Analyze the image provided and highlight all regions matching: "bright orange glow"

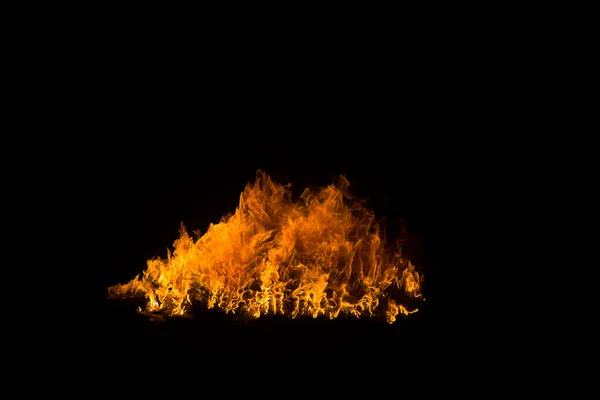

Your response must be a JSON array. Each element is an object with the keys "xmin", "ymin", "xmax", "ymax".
[{"xmin": 108, "ymin": 170, "xmax": 424, "ymax": 323}]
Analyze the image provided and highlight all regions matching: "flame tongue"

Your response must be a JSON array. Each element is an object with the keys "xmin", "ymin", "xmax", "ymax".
[{"xmin": 108, "ymin": 171, "xmax": 423, "ymax": 323}]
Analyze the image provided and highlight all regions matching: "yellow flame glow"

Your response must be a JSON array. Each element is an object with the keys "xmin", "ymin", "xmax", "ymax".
[{"xmin": 108, "ymin": 170, "xmax": 424, "ymax": 323}]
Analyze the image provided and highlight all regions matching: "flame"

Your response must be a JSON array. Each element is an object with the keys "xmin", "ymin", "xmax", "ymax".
[{"xmin": 108, "ymin": 170, "xmax": 424, "ymax": 323}]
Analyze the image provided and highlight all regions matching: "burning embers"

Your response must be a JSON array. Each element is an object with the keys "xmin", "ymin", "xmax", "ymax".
[{"xmin": 108, "ymin": 171, "xmax": 424, "ymax": 323}]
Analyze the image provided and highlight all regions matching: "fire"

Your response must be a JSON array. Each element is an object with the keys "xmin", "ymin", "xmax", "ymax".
[{"xmin": 108, "ymin": 170, "xmax": 424, "ymax": 323}]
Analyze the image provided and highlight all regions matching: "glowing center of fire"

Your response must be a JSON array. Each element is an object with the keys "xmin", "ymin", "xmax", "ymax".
[{"xmin": 108, "ymin": 171, "xmax": 423, "ymax": 323}]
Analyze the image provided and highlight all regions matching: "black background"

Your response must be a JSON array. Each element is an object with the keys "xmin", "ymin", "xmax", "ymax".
[{"xmin": 6, "ymin": 7, "xmax": 527, "ymax": 387}]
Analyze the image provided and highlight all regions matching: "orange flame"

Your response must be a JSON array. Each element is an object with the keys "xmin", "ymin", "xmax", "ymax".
[{"xmin": 108, "ymin": 170, "xmax": 424, "ymax": 323}]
